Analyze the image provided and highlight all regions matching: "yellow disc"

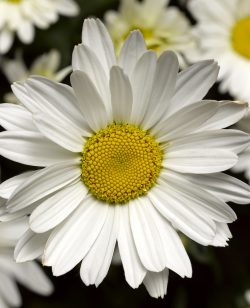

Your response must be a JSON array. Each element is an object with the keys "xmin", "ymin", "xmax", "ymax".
[
  {"xmin": 81, "ymin": 123, "xmax": 163, "ymax": 204},
  {"xmin": 232, "ymin": 17, "xmax": 250, "ymax": 59}
]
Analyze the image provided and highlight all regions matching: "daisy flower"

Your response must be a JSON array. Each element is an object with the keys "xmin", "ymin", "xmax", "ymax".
[
  {"xmin": 0, "ymin": 0, "xmax": 79, "ymax": 54},
  {"xmin": 188, "ymin": 0, "xmax": 250, "ymax": 102},
  {"xmin": 104, "ymin": 0, "xmax": 194, "ymax": 66},
  {"xmin": 0, "ymin": 217, "xmax": 53, "ymax": 308},
  {"xmin": 0, "ymin": 19, "xmax": 250, "ymax": 299},
  {"xmin": 2, "ymin": 49, "xmax": 71, "ymax": 104}
]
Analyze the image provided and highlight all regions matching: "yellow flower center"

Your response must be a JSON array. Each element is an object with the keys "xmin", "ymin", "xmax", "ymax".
[
  {"xmin": 232, "ymin": 17, "xmax": 250, "ymax": 59},
  {"xmin": 81, "ymin": 123, "xmax": 163, "ymax": 204}
]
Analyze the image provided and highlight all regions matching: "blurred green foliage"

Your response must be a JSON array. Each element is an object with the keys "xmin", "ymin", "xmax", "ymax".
[{"xmin": 0, "ymin": 0, "xmax": 250, "ymax": 307}]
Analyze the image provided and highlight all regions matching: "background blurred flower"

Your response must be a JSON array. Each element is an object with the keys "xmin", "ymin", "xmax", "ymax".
[
  {"xmin": 0, "ymin": 18, "xmax": 249, "ymax": 300},
  {"xmin": 0, "ymin": 0, "xmax": 79, "ymax": 54},
  {"xmin": 0, "ymin": 217, "xmax": 53, "ymax": 308},
  {"xmin": 104, "ymin": 0, "xmax": 194, "ymax": 66},
  {"xmin": 188, "ymin": 0, "xmax": 250, "ymax": 103},
  {"xmin": 1, "ymin": 49, "xmax": 71, "ymax": 104}
]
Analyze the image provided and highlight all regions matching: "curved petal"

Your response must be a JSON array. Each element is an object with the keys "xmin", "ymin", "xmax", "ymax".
[
  {"xmin": 0, "ymin": 171, "xmax": 36, "ymax": 199},
  {"xmin": 7, "ymin": 161, "xmax": 81, "ymax": 212},
  {"xmin": 33, "ymin": 112, "xmax": 85, "ymax": 152},
  {"xmin": 0, "ymin": 104, "xmax": 37, "ymax": 131},
  {"xmin": 163, "ymin": 149, "xmax": 238, "ymax": 174},
  {"xmin": 119, "ymin": 30, "xmax": 147, "ymax": 78},
  {"xmin": 110, "ymin": 66, "xmax": 133, "ymax": 123},
  {"xmin": 30, "ymin": 181, "xmax": 88, "ymax": 233},
  {"xmin": 149, "ymin": 186, "xmax": 216, "ymax": 245},
  {"xmin": 14, "ymin": 229, "xmax": 49, "ymax": 262},
  {"xmin": 130, "ymin": 51, "xmax": 157, "ymax": 124},
  {"xmin": 44, "ymin": 196, "xmax": 109, "ymax": 276},
  {"xmin": 82, "ymin": 18, "xmax": 116, "ymax": 75},
  {"xmin": 142, "ymin": 51, "xmax": 179, "ymax": 130},
  {"xmin": 129, "ymin": 198, "xmax": 166, "ymax": 272},
  {"xmin": 167, "ymin": 60, "xmax": 219, "ymax": 116},
  {"xmin": 143, "ymin": 269, "xmax": 169, "ymax": 299},
  {"xmin": 71, "ymin": 70, "xmax": 109, "ymax": 132},
  {"xmin": 80, "ymin": 206, "xmax": 118, "ymax": 286},
  {"xmin": 117, "ymin": 205, "xmax": 146, "ymax": 288},
  {"xmin": 72, "ymin": 44, "xmax": 111, "ymax": 111},
  {"xmin": 0, "ymin": 131, "xmax": 77, "ymax": 167}
]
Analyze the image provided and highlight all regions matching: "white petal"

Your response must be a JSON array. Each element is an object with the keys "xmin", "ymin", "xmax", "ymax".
[
  {"xmin": 149, "ymin": 186, "xmax": 216, "ymax": 245},
  {"xmin": 119, "ymin": 30, "xmax": 147, "ymax": 78},
  {"xmin": 168, "ymin": 60, "xmax": 219, "ymax": 116},
  {"xmin": 142, "ymin": 51, "xmax": 179, "ymax": 130},
  {"xmin": 143, "ymin": 201, "xmax": 192, "ymax": 277},
  {"xmin": 197, "ymin": 101, "xmax": 249, "ymax": 131},
  {"xmin": 72, "ymin": 44, "xmax": 111, "ymax": 112},
  {"xmin": 110, "ymin": 66, "xmax": 133, "ymax": 123},
  {"xmin": 212, "ymin": 222, "xmax": 232, "ymax": 247},
  {"xmin": 130, "ymin": 51, "xmax": 157, "ymax": 124},
  {"xmin": 33, "ymin": 112, "xmax": 84, "ymax": 152},
  {"xmin": 0, "ymin": 29, "xmax": 14, "ymax": 54},
  {"xmin": 56, "ymin": 0, "xmax": 79, "ymax": 16},
  {"xmin": 117, "ymin": 205, "xmax": 146, "ymax": 288},
  {"xmin": 0, "ymin": 171, "xmax": 36, "ymax": 199},
  {"xmin": 80, "ymin": 206, "xmax": 118, "ymax": 286},
  {"xmin": 152, "ymin": 100, "xmax": 218, "ymax": 141},
  {"xmin": 71, "ymin": 70, "xmax": 109, "ymax": 132},
  {"xmin": 15, "ymin": 229, "xmax": 49, "ymax": 262},
  {"xmin": 166, "ymin": 129, "xmax": 250, "ymax": 155},
  {"xmin": 44, "ymin": 196, "xmax": 108, "ymax": 276},
  {"xmin": 17, "ymin": 21, "xmax": 34, "ymax": 43},
  {"xmin": 160, "ymin": 171, "xmax": 236, "ymax": 223},
  {"xmin": 30, "ymin": 181, "xmax": 88, "ymax": 233},
  {"xmin": 23, "ymin": 77, "xmax": 90, "ymax": 136},
  {"xmin": 12, "ymin": 261, "xmax": 53, "ymax": 295},
  {"xmin": 163, "ymin": 149, "xmax": 238, "ymax": 174},
  {"xmin": 182, "ymin": 172, "xmax": 250, "ymax": 204},
  {"xmin": 7, "ymin": 161, "xmax": 81, "ymax": 212},
  {"xmin": 129, "ymin": 198, "xmax": 166, "ymax": 272},
  {"xmin": 0, "ymin": 104, "xmax": 37, "ymax": 131},
  {"xmin": 143, "ymin": 269, "xmax": 169, "ymax": 299},
  {"xmin": 82, "ymin": 18, "xmax": 116, "ymax": 74},
  {"xmin": 0, "ymin": 131, "xmax": 77, "ymax": 167},
  {"xmin": 0, "ymin": 272, "xmax": 21, "ymax": 307}
]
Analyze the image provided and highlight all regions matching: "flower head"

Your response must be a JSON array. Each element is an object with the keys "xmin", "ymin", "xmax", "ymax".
[
  {"xmin": 0, "ymin": 0, "xmax": 79, "ymax": 54},
  {"xmin": 104, "ymin": 0, "xmax": 194, "ymax": 66},
  {"xmin": 0, "ymin": 19, "xmax": 250, "ymax": 298},
  {"xmin": 188, "ymin": 0, "xmax": 250, "ymax": 102}
]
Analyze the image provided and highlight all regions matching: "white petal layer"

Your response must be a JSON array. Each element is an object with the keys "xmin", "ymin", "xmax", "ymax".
[
  {"xmin": 30, "ymin": 181, "xmax": 88, "ymax": 233},
  {"xmin": 15, "ymin": 229, "xmax": 49, "ymax": 262},
  {"xmin": 80, "ymin": 205, "xmax": 118, "ymax": 286},
  {"xmin": 0, "ymin": 131, "xmax": 76, "ymax": 167},
  {"xmin": 182, "ymin": 173, "xmax": 250, "ymax": 204},
  {"xmin": 0, "ymin": 171, "xmax": 36, "ymax": 199},
  {"xmin": 7, "ymin": 161, "xmax": 81, "ymax": 212},
  {"xmin": 149, "ymin": 186, "xmax": 216, "ymax": 245},
  {"xmin": 44, "ymin": 196, "xmax": 109, "ymax": 276}
]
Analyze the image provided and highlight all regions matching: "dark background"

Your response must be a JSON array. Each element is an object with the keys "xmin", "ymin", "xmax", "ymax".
[{"xmin": 0, "ymin": 0, "xmax": 250, "ymax": 307}]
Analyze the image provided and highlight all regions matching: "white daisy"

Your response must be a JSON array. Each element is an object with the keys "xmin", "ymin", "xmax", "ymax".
[
  {"xmin": 0, "ymin": 217, "xmax": 53, "ymax": 308},
  {"xmin": 2, "ymin": 49, "xmax": 72, "ymax": 104},
  {"xmin": 0, "ymin": 19, "xmax": 250, "ymax": 299},
  {"xmin": 104, "ymin": 0, "xmax": 194, "ymax": 66},
  {"xmin": 0, "ymin": 0, "xmax": 79, "ymax": 54},
  {"xmin": 188, "ymin": 0, "xmax": 250, "ymax": 102}
]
